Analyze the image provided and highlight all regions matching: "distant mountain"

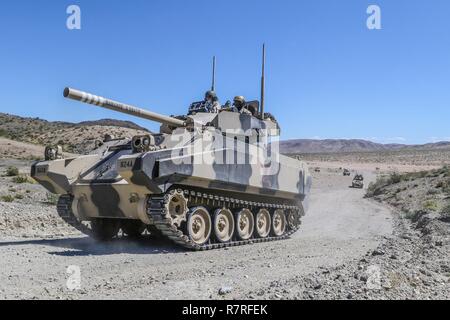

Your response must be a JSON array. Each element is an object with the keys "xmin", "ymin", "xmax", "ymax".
[
  {"xmin": 279, "ymin": 139, "xmax": 450, "ymax": 154},
  {"xmin": 0, "ymin": 113, "xmax": 150, "ymax": 154},
  {"xmin": 2, "ymin": 112, "xmax": 449, "ymax": 157}
]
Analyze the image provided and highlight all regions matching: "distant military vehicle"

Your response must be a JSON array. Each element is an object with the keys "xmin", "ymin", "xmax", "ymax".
[
  {"xmin": 30, "ymin": 47, "xmax": 312, "ymax": 250},
  {"xmin": 314, "ymin": 167, "xmax": 321, "ymax": 173},
  {"xmin": 352, "ymin": 174, "xmax": 364, "ymax": 189},
  {"xmin": 343, "ymin": 169, "xmax": 351, "ymax": 176}
]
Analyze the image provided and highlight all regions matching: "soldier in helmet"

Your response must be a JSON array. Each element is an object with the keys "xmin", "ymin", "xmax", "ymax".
[
  {"xmin": 233, "ymin": 96, "xmax": 252, "ymax": 115},
  {"xmin": 204, "ymin": 90, "xmax": 221, "ymax": 113}
]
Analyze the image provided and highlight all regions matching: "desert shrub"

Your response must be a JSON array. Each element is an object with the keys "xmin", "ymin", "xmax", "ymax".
[
  {"xmin": 366, "ymin": 176, "xmax": 390, "ymax": 197},
  {"xmin": 403, "ymin": 210, "xmax": 417, "ymax": 220},
  {"xmin": 14, "ymin": 194, "xmax": 23, "ymax": 200},
  {"xmin": 1, "ymin": 195, "xmax": 14, "ymax": 202},
  {"xmin": 438, "ymin": 179, "xmax": 450, "ymax": 195},
  {"xmin": 438, "ymin": 166, "xmax": 450, "ymax": 177},
  {"xmin": 0, "ymin": 128, "xmax": 9, "ymax": 137},
  {"xmin": 436, "ymin": 180, "xmax": 446, "ymax": 188},
  {"xmin": 418, "ymin": 171, "xmax": 429, "ymax": 178},
  {"xmin": 12, "ymin": 175, "xmax": 28, "ymax": 183},
  {"xmin": 44, "ymin": 192, "xmax": 59, "ymax": 205},
  {"xmin": 389, "ymin": 172, "xmax": 403, "ymax": 184},
  {"xmin": 5, "ymin": 166, "xmax": 19, "ymax": 177},
  {"xmin": 12, "ymin": 175, "xmax": 35, "ymax": 184},
  {"xmin": 66, "ymin": 144, "xmax": 77, "ymax": 153},
  {"xmin": 423, "ymin": 200, "xmax": 438, "ymax": 211}
]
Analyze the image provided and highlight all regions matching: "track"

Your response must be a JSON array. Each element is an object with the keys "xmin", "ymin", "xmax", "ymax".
[
  {"xmin": 57, "ymin": 188, "xmax": 304, "ymax": 250},
  {"xmin": 147, "ymin": 188, "xmax": 303, "ymax": 250}
]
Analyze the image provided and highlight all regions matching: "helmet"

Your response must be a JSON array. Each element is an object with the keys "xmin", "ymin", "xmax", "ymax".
[
  {"xmin": 205, "ymin": 90, "xmax": 217, "ymax": 101},
  {"xmin": 233, "ymin": 96, "xmax": 245, "ymax": 104}
]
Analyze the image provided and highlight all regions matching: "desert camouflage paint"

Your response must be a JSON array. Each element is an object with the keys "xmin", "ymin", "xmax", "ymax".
[{"xmin": 31, "ymin": 88, "xmax": 311, "ymax": 226}]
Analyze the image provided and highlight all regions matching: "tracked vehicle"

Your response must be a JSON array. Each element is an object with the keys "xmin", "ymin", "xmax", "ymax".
[
  {"xmin": 31, "ymin": 49, "xmax": 312, "ymax": 250},
  {"xmin": 352, "ymin": 174, "xmax": 364, "ymax": 189}
]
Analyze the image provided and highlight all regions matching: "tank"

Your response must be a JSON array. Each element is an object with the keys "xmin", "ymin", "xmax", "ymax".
[
  {"xmin": 352, "ymin": 174, "xmax": 364, "ymax": 189},
  {"xmin": 30, "ymin": 87, "xmax": 312, "ymax": 250},
  {"xmin": 32, "ymin": 46, "xmax": 312, "ymax": 250}
]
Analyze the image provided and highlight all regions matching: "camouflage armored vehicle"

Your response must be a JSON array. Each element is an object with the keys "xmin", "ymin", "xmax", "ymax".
[
  {"xmin": 352, "ymin": 174, "xmax": 364, "ymax": 189},
  {"xmin": 343, "ymin": 168, "xmax": 351, "ymax": 176},
  {"xmin": 31, "ymin": 51, "xmax": 312, "ymax": 250}
]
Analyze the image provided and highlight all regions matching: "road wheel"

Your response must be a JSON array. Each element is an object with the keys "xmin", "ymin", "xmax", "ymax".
[
  {"xmin": 213, "ymin": 208, "xmax": 234, "ymax": 243},
  {"xmin": 235, "ymin": 209, "xmax": 254, "ymax": 240},
  {"xmin": 287, "ymin": 210, "xmax": 301, "ymax": 230},
  {"xmin": 121, "ymin": 220, "xmax": 145, "ymax": 238},
  {"xmin": 272, "ymin": 209, "xmax": 286, "ymax": 236},
  {"xmin": 255, "ymin": 209, "xmax": 271, "ymax": 238},
  {"xmin": 90, "ymin": 218, "xmax": 120, "ymax": 241},
  {"xmin": 187, "ymin": 207, "xmax": 212, "ymax": 246}
]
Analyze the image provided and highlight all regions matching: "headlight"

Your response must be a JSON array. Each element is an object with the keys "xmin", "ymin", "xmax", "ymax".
[{"xmin": 131, "ymin": 135, "xmax": 153, "ymax": 153}]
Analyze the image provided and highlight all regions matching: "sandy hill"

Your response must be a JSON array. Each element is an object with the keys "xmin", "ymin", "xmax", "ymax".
[{"xmin": 0, "ymin": 113, "xmax": 149, "ymax": 156}]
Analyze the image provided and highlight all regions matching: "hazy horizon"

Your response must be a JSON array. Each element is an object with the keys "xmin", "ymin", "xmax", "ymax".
[{"xmin": 2, "ymin": 110, "xmax": 449, "ymax": 146}]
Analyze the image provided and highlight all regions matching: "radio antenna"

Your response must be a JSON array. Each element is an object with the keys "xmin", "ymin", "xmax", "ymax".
[
  {"xmin": 260, "ymin": 44, "xmax": 266, "ymax": 118},
  {"xmin": 211, "ymin": 56, "xmax": 216, "ymax": 91}
]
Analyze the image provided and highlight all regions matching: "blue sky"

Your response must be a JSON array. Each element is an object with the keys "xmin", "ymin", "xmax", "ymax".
[{"xmin": 0, "ymin": 0, "xmax": 449, "ymax": 144}]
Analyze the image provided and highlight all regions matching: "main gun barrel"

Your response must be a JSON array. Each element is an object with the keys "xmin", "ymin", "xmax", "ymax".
[{"xmin": 63, "ymin": 87, "xmax": 185, "ymax": 128}]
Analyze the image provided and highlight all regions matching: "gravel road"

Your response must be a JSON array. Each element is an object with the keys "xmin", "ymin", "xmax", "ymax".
[{"xmin": 0, "ymin": 168, "xmax": 393, "ymax": 300}]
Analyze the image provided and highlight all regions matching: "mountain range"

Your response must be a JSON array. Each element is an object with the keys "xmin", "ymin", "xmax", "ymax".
[
  {"xmin": 279, "ymin": 139, "xmax": 450, "ymax": 154},
  {"xmin": 1, "ymin": 112, "xmax": 449, "ymax": 156}
]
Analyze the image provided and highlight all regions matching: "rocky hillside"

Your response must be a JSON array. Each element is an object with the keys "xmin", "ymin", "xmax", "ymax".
[
  {"xmin": 354, "ymin": 167, "xmax": 449, "ymax": 299},
  {"xmin": 366, "ymin": 167, "xmax": 450, "ymax": 252},
  {"xmin": 0, "ymin": 113, "xmax": 149, "ymax": 155},
  {"xmin": 366, "ymin": 167, "xmax": 450, "ymax": 221},
  {"xmin": 280, "ymin": 139, "xmax": 450, "ymax": 154}
]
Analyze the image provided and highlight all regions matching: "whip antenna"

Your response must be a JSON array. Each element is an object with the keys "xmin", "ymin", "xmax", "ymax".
[
  {"xmin": 211, "ymin": 56, "xmax": 216, "ymax": 91},
  {"xmin": 260, "ymin": 44, "xmax": 266, "ymax": 118}
]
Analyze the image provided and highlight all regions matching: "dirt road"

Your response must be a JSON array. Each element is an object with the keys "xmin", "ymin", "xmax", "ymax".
[{"xmin": 0, "ymin": 169, "xmax": 393, "ymax": 299}]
